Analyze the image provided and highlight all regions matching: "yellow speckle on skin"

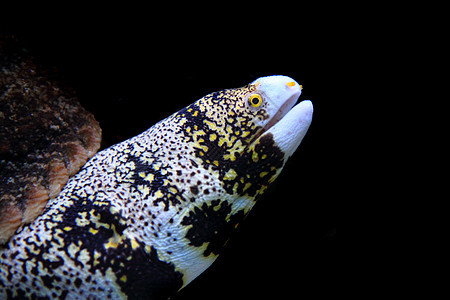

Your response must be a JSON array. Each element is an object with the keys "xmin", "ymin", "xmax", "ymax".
[
  {"xmin": 154, "ymin": 190, "xmax": 164, "ymax": 198},
  {"xmin": 223, "ymin": 153, "xmax": 235, "ymax": 161},
  {"xmin": 153, "ymin": 162, "xmax": 162, "ymax": 171},
  {"xmin": 218, "ymin": 135, "xmax": 237, "ymax": 148},
  {"xmin": 142, "ymin": 173, "xmax": 154, "ymax": 182},
  {"xmin": 204, "ymin": 119, "xmax": 217, "ymax": 131},
  {"xmin": 138, "ymin": 185, "xmax": 150, "ymax": 197},
  {"xmin": 89, "ymin": 228, "xmax": 99, "ymax": 234},
  {"xmin": 252, "ymin": 151, "xmax": 259, "ymax": 162},
  {"xmin": 226, "ymin": 125, "xmax": 233, "ymax": 134},
  {"xmin": 63, "ymin": 226, "xmax": 72, "ymax": 231},
  {"xmin": 193, "ymin": 140, "xmax": 208, "ymax": 152},
  {"xmin": 93, "ymin": 250, "xmax": 101, "ymax": 266},
  {"xmin": 120, "ymin": 275, "xmax": 127, "ymax": 282},
  {"xmin": 104, "ymin": 237, "xmax": 119, "ymax": 249},
  {"xmin": 260, "ymin": 185, "xmax": 268, "ymax": 194},
  {"xmin": 89, "ymin": 209, "xmax": 99, "ymax": 220},
  {"xmin": 93, "ymin": 200, "xmax": 108, "ymax": 207},
  {"xmin": 260, "ymin": 171, "xmax": 269, "ymax": 178},
  {"xmin": 233, "ymin": 182, "xmax": 239, "ymax": 193},
  {"xmin": 223, "ymin": 169, "xmax": 237, "ymax": 180},
  {"xmin": 130, "ymin": 238, "xmax": 140, "ymax": 250},
  {"xmin": 52, "ymin": 214, "xmax": 63, "ymax": 222},
  {"xmin": 192, "ymin": 129, "xmax": 206, "ymax": 138},
  {"xmin": 75, "ymin": 212, "xmax": 90, "ymax": 227}
]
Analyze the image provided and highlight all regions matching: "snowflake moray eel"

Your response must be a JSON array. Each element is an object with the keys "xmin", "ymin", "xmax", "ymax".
[{"xmin": 0, "ymin": 75, "xmax": 313, "ymax": 299}]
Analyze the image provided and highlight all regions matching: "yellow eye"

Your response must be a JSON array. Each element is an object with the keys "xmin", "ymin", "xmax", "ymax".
[{"xmin": 248, "ymin": 94, "xmax": 263, "ymax": 107}]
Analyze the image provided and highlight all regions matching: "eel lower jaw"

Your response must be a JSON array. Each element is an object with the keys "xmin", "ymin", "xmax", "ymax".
[
  {"xmin": 260, "ymin": 100, "xmax": 313, "ymax": 160},
  {"xmin": 262, "ymin": 92, "xmax": 300, "ymax": 133}
]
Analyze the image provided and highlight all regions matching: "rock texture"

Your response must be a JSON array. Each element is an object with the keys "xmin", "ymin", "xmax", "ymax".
[{"xmin": 0, "ymin": 35, "xmax": 101, "ymax": 244}]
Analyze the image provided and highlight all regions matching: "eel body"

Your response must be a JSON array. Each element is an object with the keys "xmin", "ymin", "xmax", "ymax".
[{"xmin": 0, "ymin": 75, "xmax": 313, "ymax": 299}]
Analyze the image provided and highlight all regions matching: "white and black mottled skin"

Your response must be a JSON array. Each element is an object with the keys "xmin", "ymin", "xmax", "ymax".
[{"xmin": 0, "ymin": 75, "xmax": 313, "ymax": 299}]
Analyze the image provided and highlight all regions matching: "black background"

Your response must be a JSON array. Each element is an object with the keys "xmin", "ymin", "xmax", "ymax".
[{"xmin": 6, "ymin": 28, "xmax": 338, "ymax": 299}]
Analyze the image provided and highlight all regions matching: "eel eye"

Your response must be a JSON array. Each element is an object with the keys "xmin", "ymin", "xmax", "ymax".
[{"xmin": 248, "ymin": 94, "xmax": 263, "ymax": 108}]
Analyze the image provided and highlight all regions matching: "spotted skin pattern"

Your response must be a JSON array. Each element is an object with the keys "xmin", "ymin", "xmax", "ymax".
[{"xmin": 0, "ymin": 76, "xmax": 311, "ymax": 299}]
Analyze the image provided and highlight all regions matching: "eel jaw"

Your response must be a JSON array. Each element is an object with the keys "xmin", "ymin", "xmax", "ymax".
[
  {"xmin": 263, "ymin": 99, "xmax": 313, "ymax": 160},
  {"xmin": 262, "ymin": 91, "xmax": 301, "ymax": 133},
  {"xmin": 252, "ymin": 75, "xmax": 313, "ymax": 160}
]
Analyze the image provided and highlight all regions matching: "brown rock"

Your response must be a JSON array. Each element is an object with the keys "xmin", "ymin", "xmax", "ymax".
[{"xmin": 0, "ymin": 35, "xmax": 102, "ymax": 244}]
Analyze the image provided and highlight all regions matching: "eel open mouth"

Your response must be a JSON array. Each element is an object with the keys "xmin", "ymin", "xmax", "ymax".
[
  {"xmin": 250, "ymin": 75, "xmax": 313, "ymax": 160},
  {"xmin": 262, "ymin": 92, "xmax": 301, "ymax": 133},
  {"xmin": 262, "ymin": 99, "xmax": 313, "ymax": 160}
]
